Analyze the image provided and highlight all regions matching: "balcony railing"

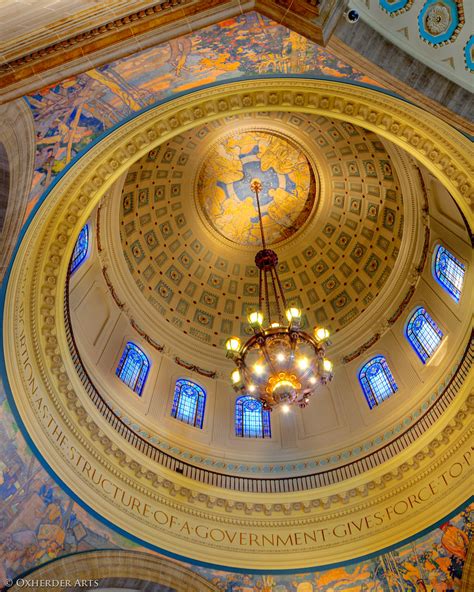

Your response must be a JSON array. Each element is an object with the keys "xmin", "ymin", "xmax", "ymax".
[{"xmin": 64, "ymin": 276, "xmax": 473, "ymax": 493}]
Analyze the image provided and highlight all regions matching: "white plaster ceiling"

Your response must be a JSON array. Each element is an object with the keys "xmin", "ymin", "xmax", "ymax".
[{"xmin": 351, "ymin": 0, "xmax": 473, "ymax": 90}]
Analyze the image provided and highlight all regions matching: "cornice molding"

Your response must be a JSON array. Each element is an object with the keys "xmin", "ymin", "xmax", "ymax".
[{"xmin": 0, "ymin": 0, "xmax": 348, "ymax": 103}]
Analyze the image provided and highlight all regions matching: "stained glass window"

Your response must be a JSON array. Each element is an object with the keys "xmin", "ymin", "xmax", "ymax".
[
  {"xmin": 70, "ymin": 225, "xmax": 89, "ymax": 273},
  {"xmin": 433, "ymin": 245, "xmax": 465, "ymax": 302},
  {"xmin": 406, "ymin": 307, "xmax": 443, "ymax": 364},
  {"xmin": 116, "ymin": 342, "xmax": 149, "ymax": 395},
  {"xmin": 235, "ymin": 396, "xmax": 271, "ymax": 438},
  {"xmin": 171, "ymin": 379, "xmax": 206, "ymax": 428},
  {"xmin": 359, "ymin": 356, "xmax": 398, "ymax": 409}
]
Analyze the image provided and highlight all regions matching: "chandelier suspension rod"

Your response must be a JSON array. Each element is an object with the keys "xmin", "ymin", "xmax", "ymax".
[
  {"xmin": 263, "ymin": 265, "xmax": 272, "ymax": 321},
  {"xmin": 252, "ymin": 180, "xmax": 267, "ymax": 250}
]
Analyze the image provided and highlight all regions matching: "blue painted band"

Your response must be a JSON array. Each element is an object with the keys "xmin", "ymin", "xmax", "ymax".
[
  {"xmin": 464, "ymin": 35, "xmax": 474, "ymax": 71},
  {"xmin": 379, "ymin": 0, "xmax": 411, "ymax": 13}
]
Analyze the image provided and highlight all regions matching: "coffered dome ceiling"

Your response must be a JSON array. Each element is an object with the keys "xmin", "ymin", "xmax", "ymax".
[{"xmin": 117, "ymin": 112, "xmax": 403, "ymax": 348}]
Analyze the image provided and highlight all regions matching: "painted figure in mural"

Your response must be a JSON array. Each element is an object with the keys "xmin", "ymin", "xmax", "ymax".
[
  {"xmin": 198, "ymin": 131, "xmax": 315, "ymax": 246},
  {"xmin": 25, "ymin": 12, "xmax": 372, "ymax": 215},
  {"xmin": 439, "ymin": 521, "xmax": 469, "ymax": 560},
  {"xmin": 0, "ymin": 466, "xmax": 19, "ymax": 500}
]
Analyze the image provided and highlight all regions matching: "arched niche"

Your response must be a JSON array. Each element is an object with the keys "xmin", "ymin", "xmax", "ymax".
[
  {"xmin": 8, "ymin": 550, "xmax": 219, "ymax": 592},
  {"xmin": 0, "ymin": 99, "xmax": 35, "ymax": 280}
]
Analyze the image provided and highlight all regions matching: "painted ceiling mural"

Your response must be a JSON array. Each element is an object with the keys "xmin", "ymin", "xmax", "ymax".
[
  {"xmin": 118, "ymin": 112, "xmax": 404, "ymax": 347},
  {"xmin": 1, "ymin": 377, "xmax": 472, "ymax": 588},
  {"xmin": 197, "ymin": 131, "xmax": 316, "ymax": 246},
  {"xmin": 25, "ymin": 11, "xmax": 376, "ymax": 218}
]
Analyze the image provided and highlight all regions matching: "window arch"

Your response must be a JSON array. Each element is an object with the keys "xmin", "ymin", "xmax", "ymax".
[
  {"xmin": 171, "ymin": 379, "xmax": 206, "ymax": 428},
  {"xmin": 70, "ymin": 224, "xmax": 89, "ymax": 273},
  {"xmin": 359, "ymin": 356, "xmax": 398, "ymax": 409},
  {"xmin": 116, "ymin": 342, "xmax": 149, "ymax": 395},
  {"xmin": 235, "ymin": 396, "xmax": 271, "ymax": 438},
  {"xmin": 433, "ymin": 245, "xmax": 465, "ymax": 302},
  {"xmin": 406, "ymin": 307, "xmax": 443, "ymax": 363}
]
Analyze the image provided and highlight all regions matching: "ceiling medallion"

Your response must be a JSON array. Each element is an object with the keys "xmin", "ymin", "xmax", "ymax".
[
  {"xmin": 225, "ymin": 179, "xmax": 333, "ymax": 411},
  {"xmin": 197, "ymin": 130, "xmax": 316, "ymax": 246}
]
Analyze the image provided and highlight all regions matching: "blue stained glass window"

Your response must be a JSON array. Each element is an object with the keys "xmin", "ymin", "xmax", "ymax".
[
  {"xmin": 359, "ymin": 356, "xmax": 398, "ymax": 409},
  {"xmin": 235, "ymin": 396, "xmax": 271, "ymax": 438},
  {"xmin": 116, "ymin": 342, "xmax": 149, "ymax": 395},
  {"xmin": 433, "ymin": 245, "xmax": 465, "ymax": 302},
  {"xmin": 70, "ymin": 225, "xmax": 89, "ymax": 273},
  {"xmin": 171, "ymin": 379, "xmax": 206, "ymax": 428},
  {"xmin": 406, "ymin": 307, "xmax": 443, "ymax": 364}
]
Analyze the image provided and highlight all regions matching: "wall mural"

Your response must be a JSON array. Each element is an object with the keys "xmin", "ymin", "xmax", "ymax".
[
  {"xmin": 25, "ymin": 11, "xmax": 376, "ymax": 217},
  {"xmin": 1, "ymin": 379, "xmax": 472, "ymax": 589},
  {"xmin": 197, "ymin": 130, "xmax": 316, "ymax": 246}
]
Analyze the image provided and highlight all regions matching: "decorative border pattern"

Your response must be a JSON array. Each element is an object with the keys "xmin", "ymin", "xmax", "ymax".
[
  {"xmin": 379, "ymin": 0, "xmax": 414, "ymax": 16},
  {"xmin": 464, "ymin": 35, "xmax": 474, "ymax": 71},
  {"xmin": 0, "ymin": 0, "xmax": 189, "ymax": 73}
]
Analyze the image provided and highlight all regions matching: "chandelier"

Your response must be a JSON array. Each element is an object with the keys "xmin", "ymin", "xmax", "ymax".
[{"xmin": 225, "ymin": 180, "xmax": 333, "ymax": 411}]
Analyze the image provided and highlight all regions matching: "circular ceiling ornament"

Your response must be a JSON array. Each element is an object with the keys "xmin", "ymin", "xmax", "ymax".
[
  {"xmin": 196, "ymin": 130, "xmax": 317, "ymax": 246},
  {"xmin": 418, "ymin": 0, "xmax": 463, "ymax": 46}
]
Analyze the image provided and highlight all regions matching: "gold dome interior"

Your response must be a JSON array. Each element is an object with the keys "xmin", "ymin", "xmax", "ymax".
[{"xmin": 118, "ymin": 112, "xmax": 403, "ymax": 347}]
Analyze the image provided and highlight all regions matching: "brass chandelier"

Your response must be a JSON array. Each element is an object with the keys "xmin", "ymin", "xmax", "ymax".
[{"xmin": 225, "ymin": 179, "xmax": 333, "ymax": 411}]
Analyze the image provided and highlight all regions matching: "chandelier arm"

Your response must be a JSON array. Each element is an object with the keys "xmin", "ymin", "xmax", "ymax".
[{"xmin": 260, "ymin": 340, "xmax": 278, "ymax": 378}]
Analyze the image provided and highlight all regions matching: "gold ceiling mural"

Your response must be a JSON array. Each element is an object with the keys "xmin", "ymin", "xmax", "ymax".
[
  {"xmin": 118, "ymin": 112, "xmax": 404, "ymax": 347},
  {"xmin": 197, "ymin": 130, "xmax": 316, "ymax": 246}
]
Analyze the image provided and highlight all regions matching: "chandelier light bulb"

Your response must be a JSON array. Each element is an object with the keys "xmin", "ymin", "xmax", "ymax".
[
  {"xmin": 225, "ymin": 336, "xmax": 241, "ymax": 352},
  {"xmin": 314, "ymin": 327, "xmax": 330, "ymax": 342},
  {"xmin": 248, "ymin": 384, "xmax": 256, "ymax": 393},
  {"xmin": 309, "ymin": 376, "xmax": 317, "ymax": 385},
  {"xmin": 276, "ymin": 352, "xmax": 286, "ymax": 362},
  {"xmin": 281, "ymin": 404, "xmax": 290, "ymax": 414},
  {"xmin": 286, "ymin": 307, "xmax": 301, "ymax": 322},
  {"xmin": 248, "ymin": 311, "xmax": 264, "ymax": 327},
  {"xmin": 253, "ymin": 363, "xmax": 265, "ymax": 376},
  {"xmin": 231, "ymin": 369, "xmax": 242, "ymax": 385},
  {"xmin": 297, "ymin": 357, "xmax": 309, "ymax": 370},
  {"xmin": 323, "ymin": 359, "xmax": 333, "ymax": 373},
  {"xmin": 271, "ymin": 322, "xmax": 280, "ymax": 328}
]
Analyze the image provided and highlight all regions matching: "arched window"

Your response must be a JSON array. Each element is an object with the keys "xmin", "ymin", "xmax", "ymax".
[
  {"xmin": 235, "ymin": 396, "xmax": 271, "ymax": 438},
  {"xmin": 359, "ymin": 356, "xmax": 398, "ymax": 409},
  {"xmin": 116, "ymin": 342, "xmax": 149, "ymax": 395},
  {"xmin": 406, "ymin": 307, "xmax": 443, "ymax": 363},
  {"xmin": 171, "ymin": 379, "xmax": 206, "ymax": 428},
  {"xmin": 433, "ymin": 245, "xmax": 465, "ymax": 302},
  {"xmin": 70, "ymin": 224, "xmax": 89, "ymax": 273}
]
